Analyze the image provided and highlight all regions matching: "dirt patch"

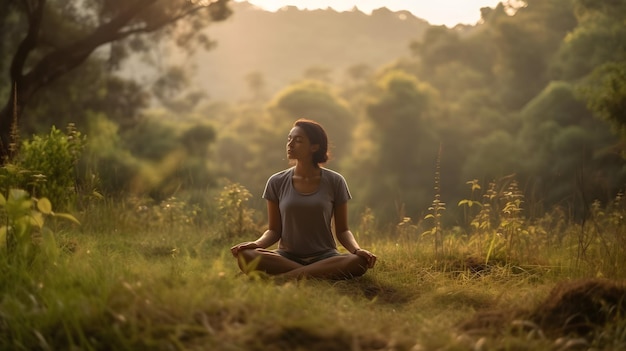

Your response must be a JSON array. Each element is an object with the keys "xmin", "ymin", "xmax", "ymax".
[
  {"xmin": 246, "ymin": 325, "xmax": 389, "ymax": 351},
  {"xmin": 457, "ymin": 255, "xmax": 492, "ymax": 274},
  {"xmin": 460, "ymin": 278, "xmax": 626, "ymax": 338},
  {"xmin": 360, "ymin": 282, "xmax": 414, "ymax": 304},
  {"xmin": 330, "ymin": 276, "xmax": 415, "ymax": 305}
]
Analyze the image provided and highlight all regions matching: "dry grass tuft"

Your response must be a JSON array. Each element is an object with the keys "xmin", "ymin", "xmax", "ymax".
[
  {"xmin": 458, "ymin": 309, "xmax": 524, "ymax": 336},
  {"xmin": 459, "ymin": 278, "xmax": 626, "ymax": 339},
  {"xmin": 531, "ymin": 278, "xmax": 626, "ymax": 336}
]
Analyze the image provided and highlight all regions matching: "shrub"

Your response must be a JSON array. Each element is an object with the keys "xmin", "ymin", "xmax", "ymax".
[
  {"xmin": 1, "ymin": 124, "xmax": 86, "ymax": 210},
  {"xmin": 216, "ymin": 182, "xmax": 257, "ymax": 240}
]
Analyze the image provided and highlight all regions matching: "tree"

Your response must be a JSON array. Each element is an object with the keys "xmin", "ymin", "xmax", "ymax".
[
  {"xmin": 487, "ymin": 0, "xmax": 576, "ymax": 109},
  {"xmin": 18, "ymin": 59, "xmax": 150, "ymax": 135},
  {"xmin": 554, "ymin": 0, "xmax": 626, "ymax": 137},
  {"xmin": 554, "ymin": 12, "xmax": 626, "ymax": 80},
  {"xmin": 516, "ymin": 81, "xmax": 625, "ymax": 215},
  {"xmin": 266, "ymin": 80, "xmax": 355, "ymax": 162},
  {"xmin": 357, "ymin": 70, "xmax": 440, "ymax": 223},
  {"xmin": 0, "ymin": 0, "xmax": 231, "ymax": 159},
  {"xmin": 577, "ymin": 62, "xmax": 626, "ymax": 136}
]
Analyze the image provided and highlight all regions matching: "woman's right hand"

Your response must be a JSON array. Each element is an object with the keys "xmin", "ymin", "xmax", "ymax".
[{"xmin": 230, "ymin": 242, "xmax": 260, "ymax": 257}]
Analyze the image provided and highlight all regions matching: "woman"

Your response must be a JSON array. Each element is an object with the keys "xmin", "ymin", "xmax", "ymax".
[{"xmin": 230, "ymin": 118, "xmax": 376, "ymax": 280}]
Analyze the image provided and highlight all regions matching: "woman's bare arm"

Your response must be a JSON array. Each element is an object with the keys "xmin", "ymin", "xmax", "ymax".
[
  {"xmin": 334, "ymin": 202, "xmax": 377, "ymax": 268},
  {"xmin": 254, "ymin": 200, "xmax": 282, "ymax": 247},
  {"xmin": 230, "ymin": 200, "xmax": 281, "ymax": 256},
  {"xmin": 334, "ymin": 202, "xmax": 359, "ymax": 252}
]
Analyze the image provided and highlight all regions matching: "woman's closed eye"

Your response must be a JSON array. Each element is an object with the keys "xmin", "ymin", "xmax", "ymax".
[{"xmin": 287, "ymin": 136, "xmax": 303, "ymax": 144}]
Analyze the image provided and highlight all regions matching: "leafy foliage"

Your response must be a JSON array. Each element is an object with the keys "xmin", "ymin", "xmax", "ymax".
[
  {"xmin": 0, "ymin": 0, "xmax": 232, "ymax": 156},
  {"xmin": 357, "ymin": 70, "xmax": 439, "ymax": 222},
  {"xmin": 0, "ymin": 188, "xmax": 79, "ymax": 269},
  {"xmin": 1, "ymin": 124, "xmax": 85, "ymax": 210},
  {"xmin": 82, "ymin": 112, "xmax": 217, "ymax": 200},
  {"xmin": 216, "ymin": 182, "xmax": 256, "ymax": 240},
  {"xmin": 459, "ymin": 176, "xmax": 532, "ymax": 264},
  {"xmin": 267, "ymin": 80, "xmax": 355, "ymax": 161},
  {"xmin": 577, "ymin": 62, "xmax": 626, "ymax": 137}
]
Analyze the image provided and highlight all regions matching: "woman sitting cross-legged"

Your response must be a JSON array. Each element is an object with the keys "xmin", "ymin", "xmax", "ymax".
[{"xmin": 230, "ymin": 118, "xmax": 376, "ymax": 280}]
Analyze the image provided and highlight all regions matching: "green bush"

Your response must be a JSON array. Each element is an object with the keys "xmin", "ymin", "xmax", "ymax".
[
  {"xmin": 1, "ymin": 124, "xmax": 86, "ymax": 210},
  {"xmin": 216, "ymin": 182, "xmax": 257, "ymax": 240}
]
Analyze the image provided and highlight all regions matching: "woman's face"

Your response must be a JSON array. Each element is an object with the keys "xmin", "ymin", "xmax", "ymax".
[{"xmin": 286, "ymin": 126, "xmax": 318, "ymax": 161}]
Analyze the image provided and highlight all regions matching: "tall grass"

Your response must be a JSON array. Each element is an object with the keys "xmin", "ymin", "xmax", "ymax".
[{"xmin": 1, "ymin": 191, "xmax": 624, "ymax": 351}]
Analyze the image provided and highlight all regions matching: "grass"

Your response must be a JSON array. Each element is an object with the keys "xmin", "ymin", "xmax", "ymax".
[{"xmin": 1, "ymin": 199, "xmax": 626, "ymax": 350}]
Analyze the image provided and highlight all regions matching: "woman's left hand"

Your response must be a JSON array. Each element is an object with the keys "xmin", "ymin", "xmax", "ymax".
[{"xmin": 354, "ymin": 249, "xmax": 377, "ymax": 268}]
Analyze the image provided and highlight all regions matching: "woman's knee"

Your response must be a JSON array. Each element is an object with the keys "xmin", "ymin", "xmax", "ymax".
[
  {"xmin": 236, "ymin": 249, "xmax": 261, "ymax": 270},
  {"xmin": 238, "ymin": 248, "xmax": 258, "ymax": 261}
]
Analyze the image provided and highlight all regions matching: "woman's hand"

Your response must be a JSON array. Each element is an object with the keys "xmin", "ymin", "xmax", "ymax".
[
  {"xmin": 354, "ymin": 249, "xmax": 377, "ymax": 268},
  {"xmin": 230, "ymin": 242, "xmax": 260, "ymax": 257}
]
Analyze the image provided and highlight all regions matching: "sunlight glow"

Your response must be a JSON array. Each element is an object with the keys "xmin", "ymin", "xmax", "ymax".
[
  {"xmin": 233, "ymin": 0, "xmax": 504, "ymax": 26},
  {"xmin": 190, "ymin": 0, "xmax": 213, "ymax": 6}
]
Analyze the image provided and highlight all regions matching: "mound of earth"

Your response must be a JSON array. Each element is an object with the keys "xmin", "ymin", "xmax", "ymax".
[
  {"xmin": 531, "ymin": 278, "xmax": 626, "ymax": 336},
  {"xmin": 460, "ymin": 278, "xmax": 626, "ymax": 337}
]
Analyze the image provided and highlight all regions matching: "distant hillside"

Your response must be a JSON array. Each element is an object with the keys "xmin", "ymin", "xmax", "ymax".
[{"xmin": 190, "ymin": 2, "xmax": 431, "ymax": 101}]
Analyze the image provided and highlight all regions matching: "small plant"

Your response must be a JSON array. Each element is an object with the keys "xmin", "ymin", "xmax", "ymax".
[
  {"xmin": 0, "ymin": 189, "xmax": 79, "ymax": 268},
  {"xmin": 423, "ymin": 144, "xmax": 446, "ymax": 260},
  {"xmin": 216, "ymin": 182, "xmax": 256, "ymax": 239},
  {"xmin": 156, "ymin": 196, "xmax": 201, "ymax": 228},
  {"xmin": 585, "ymin": 192, "xmax": 626, "ymax": 277},
  {"xmin": 357, "ymin": 207, "xmax": 376, "ymax": 239},
  {"xmin": 459, "ymin": 176, "xmax": 529, "ymax": 264},
  {"xmin": 121, "ymin": 195, "xmax": 202, "ymax": 231},
  {"xmin": 458, "ymin": 179, "xmax": 482, "ymax": 227},
  {"xmin": 397, "ymin": 216, "xmax": 418, "ymax": 239},
  {"xmin": 498, "ymin": 179, "xmax": 527, "ymax": 262}
]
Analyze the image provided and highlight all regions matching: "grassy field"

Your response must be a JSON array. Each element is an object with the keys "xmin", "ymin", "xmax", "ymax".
[{"xmin": 1, "ymin": 195, "xmax": 626, "ymax": 351}]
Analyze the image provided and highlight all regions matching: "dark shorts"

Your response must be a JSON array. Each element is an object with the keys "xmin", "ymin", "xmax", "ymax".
[{"xmin": 276, "ymin": 249, "xmax": 345, "ymax": 265}]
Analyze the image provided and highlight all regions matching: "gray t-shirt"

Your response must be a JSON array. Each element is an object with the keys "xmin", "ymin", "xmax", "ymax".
[{"xmin": 262, "ymin": 167, "xmax": 352, "ymax": 256}]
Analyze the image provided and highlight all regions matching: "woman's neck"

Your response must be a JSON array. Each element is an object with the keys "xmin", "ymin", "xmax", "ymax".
[{"xmin": 294, "ymin": 162, "xmax": 320, "ymax": 178}]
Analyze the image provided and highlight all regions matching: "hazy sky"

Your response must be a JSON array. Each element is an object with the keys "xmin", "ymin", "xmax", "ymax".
[{"xmin": 233, "ymin": 0, "xmax": 503, "ymax": 26}]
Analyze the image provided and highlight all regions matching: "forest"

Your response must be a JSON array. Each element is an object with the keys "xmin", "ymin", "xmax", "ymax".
[
  {"xmin": 3, "ymin": 0, "xmax": 625, "ymax": 225},
  {"xmin": 1, "ymin": 0, "xmax": 626, "ymax": 350}
]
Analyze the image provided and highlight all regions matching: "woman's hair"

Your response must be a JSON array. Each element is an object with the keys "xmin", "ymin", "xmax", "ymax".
[{"xmin": 294, "ymin": 118, "xmax": 329, "ymax": 166}]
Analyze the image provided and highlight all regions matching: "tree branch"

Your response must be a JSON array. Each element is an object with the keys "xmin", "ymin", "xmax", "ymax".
[
  {"xmin": 20, "ymin": 0, "xmax": 157, "ymax": 99},
  {"xmin": 19, "ymin": 0, "xmax": 230, "ymax": 99},
  {"xmin": 117, "ymin": 0, "xmax": 232, "ymax": 39},
  {"xmin": 117, "ymin": 4, "xmax": 207, "ymax": 37}
]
